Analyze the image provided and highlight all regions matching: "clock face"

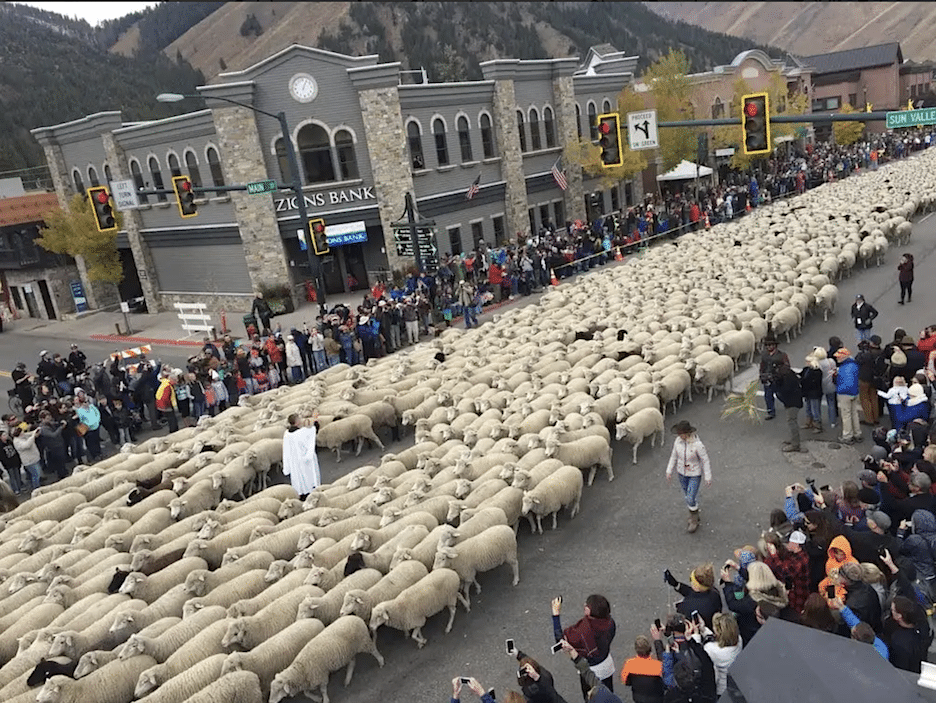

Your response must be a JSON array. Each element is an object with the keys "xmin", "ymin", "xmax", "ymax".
[{"xmin": 289, "ymin": 73, "xmax": 318, "ymax": 103}]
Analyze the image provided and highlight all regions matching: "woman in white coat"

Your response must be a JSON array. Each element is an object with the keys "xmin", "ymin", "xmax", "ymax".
[
  {"xmin": 665, "ymin": 420, "xmax": 712, "ymax": 533},
  {"xmin": 282, "ymin": 413, "xmax": 321, "ymax": 500}
]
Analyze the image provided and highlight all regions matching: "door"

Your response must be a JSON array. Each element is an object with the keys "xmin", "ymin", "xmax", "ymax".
[
  {"xmin": 37, "ymin": 279, "xmax": 55, "ymax": 319},
  {"xmin": 343, "ymin": 244, "xmax": 369, "ymax": 292},
  {"xmin": 117, "ymin": 248, "xmax": 144, "ymax": 301},
  {"xmin": 322, "ymin": 253, "xmax": 343, "ymax": 295},
  {"xmin": 23, "ymin": 288, "xmax": 39, "ymax": 318}
]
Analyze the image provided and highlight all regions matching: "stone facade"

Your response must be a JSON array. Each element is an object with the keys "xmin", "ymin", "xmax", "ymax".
[
  {"xmin": 4, "ymin": 263, "xmax": 81, "ymax": 320},
  {"xmin": 551, "ymin": 73, "xmax": 586, "ymax": 223},
  {"xmin": 491, "ymin": 79, "xmax": 530, "ymax": 241},
  {"xmin": 356, "ymin": 84, "xmax": 416, "ymax": 276},
  {"xmin": 101, "ymin": 133, "xmax": 162, "ymax": 313},
  {"xmin": 210, "ymin": 105, "xmax": 295, "ymax": 302}
]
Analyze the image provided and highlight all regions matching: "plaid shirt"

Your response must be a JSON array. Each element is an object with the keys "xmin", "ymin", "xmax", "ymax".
[{"xmin": 765, "ymin": 549, "xmax": 810, "ymax": 613}]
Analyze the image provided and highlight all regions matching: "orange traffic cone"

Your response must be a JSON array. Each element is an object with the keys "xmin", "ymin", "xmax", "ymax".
[
  {"xmin": 550, "ymin": 269, "xmax": 559, "ymax": 286},
  {"xmin": 614, "ymin": 247, "xmax": 623, "ymax": 261},
  {"xmin": 704, "ymin": 212, "xmax": 711, "ymax": 230},
  {"xmin": 746, "ymin": 202, "xmax": 752, "ymax": 213}
]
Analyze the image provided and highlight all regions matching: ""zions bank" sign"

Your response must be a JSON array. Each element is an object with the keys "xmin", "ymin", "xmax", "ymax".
[{"xmin": 274, "ymin": 186, "xmax": 375, "ymax": 212}]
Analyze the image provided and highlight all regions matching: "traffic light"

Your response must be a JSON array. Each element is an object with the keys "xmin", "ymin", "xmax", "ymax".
[
  {"xmin": 87, "ymin": 186, "xmax": 116, "ymax": 232},
  {"xmin": 309, "ymin": 218, "xmax": 328, "ymax": 255},
  {"xmin": 741, "ymin": 93, "xmax": 771, "ymax": 155},
  {"xmin": 172, "ymin": 175, "xmax": 197, "ymax": 218},
  {"xmin": 596, "ymin": 112, "xmax": 623, "ymax": 168}
]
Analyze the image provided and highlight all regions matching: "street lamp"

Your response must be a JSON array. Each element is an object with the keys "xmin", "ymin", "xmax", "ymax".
[{"xmin": 156, "ymin": 92, "xmax": 325, "ymax": 307}]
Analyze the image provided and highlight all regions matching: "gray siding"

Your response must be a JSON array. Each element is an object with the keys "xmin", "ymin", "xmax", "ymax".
[
  {"xmin": 150, "ymin": 243, "xmax": 253, "ymax": 294},
  {"xmin": 61, "ymin": 137, "xmax": 109, "ymax": 194}
]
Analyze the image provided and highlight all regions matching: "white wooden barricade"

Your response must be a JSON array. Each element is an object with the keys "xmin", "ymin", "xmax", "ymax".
[{"xmin": 175, "ymin": 303, "xmax": 215, "ymax": 339}]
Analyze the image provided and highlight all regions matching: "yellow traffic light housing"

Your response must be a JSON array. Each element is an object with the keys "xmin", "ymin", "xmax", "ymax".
[
  {"xmin": 741, "ymin": 93, "xmax": 771, "ymax": 155},
  {"xmin": 310, "ymin": 218, "xmax": 329, "ymax": 255},
  {"xmin": 87, "ymin": 186, "xmax": 117, "ymax": 232}
]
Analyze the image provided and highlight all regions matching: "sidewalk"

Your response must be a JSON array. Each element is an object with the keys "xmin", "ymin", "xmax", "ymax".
[{"xmin": 2, "ymin": 259, "xmax": 632, "ymax": 347}]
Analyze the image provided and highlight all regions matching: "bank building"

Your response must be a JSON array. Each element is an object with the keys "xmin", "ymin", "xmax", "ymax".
[{"xmin": 30, "ymin": 43, "xmax": 646, "ymax": 314}]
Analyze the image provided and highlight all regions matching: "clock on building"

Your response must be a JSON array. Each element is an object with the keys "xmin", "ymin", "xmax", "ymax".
[{"xmin": 289, "ymin": 73, "xmax": 318, "ymax": 103}]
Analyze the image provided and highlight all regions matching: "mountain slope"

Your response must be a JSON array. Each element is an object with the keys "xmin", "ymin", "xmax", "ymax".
[{"xmin": 647, "ymin": 2, "xmax": 936, "ymax": 62}]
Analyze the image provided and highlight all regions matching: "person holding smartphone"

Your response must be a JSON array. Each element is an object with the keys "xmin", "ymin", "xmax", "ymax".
[
  {"xmin": 555, "ymin": 639, "xmax": 627, "ymax": 703},
  {"xmin": 451, "ymin": 677, "xmax": 496, "ymax": 703},
  {"xmin": 552, "ymin": 595, "xmax": 616, "ymax": 700}
]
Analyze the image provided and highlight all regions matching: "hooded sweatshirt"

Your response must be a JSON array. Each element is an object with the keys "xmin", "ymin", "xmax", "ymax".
[
  {"xmin": 818, "ymin": 535, "xmax": 858, "ymax": 602},
  {"xmin": 900, "ymin": 509, "xmax": 936, "ymax": 582}
]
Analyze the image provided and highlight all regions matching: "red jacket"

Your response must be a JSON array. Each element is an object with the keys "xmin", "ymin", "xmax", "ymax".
[
  {"xmin": 917, "ymin": 333, "xmax": 936, "ymax": 368},
  {"xmin": 488, "ymin": 263, "xmax": 503, "ymax": 286},
  {"xmin": 690, "ymin": 203, "xmax": 700, "ymax": 223}
]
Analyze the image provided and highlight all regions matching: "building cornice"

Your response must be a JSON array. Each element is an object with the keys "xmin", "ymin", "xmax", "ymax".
[{"xmin": 31, "ymin": 111, "xmax": 124, "ymax": 146}]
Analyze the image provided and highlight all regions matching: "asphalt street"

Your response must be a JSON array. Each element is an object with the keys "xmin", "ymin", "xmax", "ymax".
[{"xmin": 1, "ymin": 206, "xmax": 934, "ymax": 703}]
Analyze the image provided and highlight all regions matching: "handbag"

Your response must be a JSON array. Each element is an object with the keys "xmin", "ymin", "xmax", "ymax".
[{"xmin": 75, "ymin": 423, "xmax": 89, "ymax": 436}]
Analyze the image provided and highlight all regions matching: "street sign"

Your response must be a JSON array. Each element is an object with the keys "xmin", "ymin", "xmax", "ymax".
[
  {"xmin": 109, "ymin": 179, "xmax": 139, "ymax": 210},
  {"xmin": 886, "ymin": 108, "xmax": 936, "ymax": 129},
  {"xmin": 393, "ymin": 227, "xmax": 438, "ymax": 270},
  {"xmin": 246, "ymin": 179, "xmax": 278, "ymax": 195},
  {"xmin": 626, "ymin": 109, "xmax": 659, "ymax": 150}
]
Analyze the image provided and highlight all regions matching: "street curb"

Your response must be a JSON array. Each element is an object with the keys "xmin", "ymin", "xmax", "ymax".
[{"xmin": 88, "ymin": 334, "xmax": 204, "ymax": 347}]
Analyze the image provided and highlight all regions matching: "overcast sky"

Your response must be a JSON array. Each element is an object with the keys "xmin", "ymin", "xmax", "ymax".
[{"xmin": 13, "ymin": 1, "xmax": 160, "ymax": 26}]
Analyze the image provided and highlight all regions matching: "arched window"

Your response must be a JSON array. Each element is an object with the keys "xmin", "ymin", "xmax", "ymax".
[
  {"xmin": 711, "ymin": 97, "xmax": 724, "ymax": 119},
  {"xmin": 72, "ymin": 169, "xmax": 84, "ymax": 195},
  {"xmin": 587, "ymin": 102, "xmax": 598, "ymax": 140},
  {"xmin": 407, "ymin": 121, "xmax": 425, "ymax": 170},
  {"xmin": 457, "ymin": 115, "xmax": 473, "ymax": 162},
  {"xmin": 602, "ymin": 98, "xmax": 612, "ymax": 113},
  {"xmin": 517, "ymin": 110, "xmax": 527, "ymax": 152},
  {"xmin": 206, "ymin": 147, "xmax": 225, "ymax": 192},
  {"xmin": 148, "ymin": 156, "xmax": 167, "ymax": 202},
  {"xmin": 274, "ymin": 138, "xmax": 294, "ymax": 184},
  {"xmin": 528, "ymin": 108, "xmax": 542, "ymax": 151},
  {"xmin": 479, "ymin": 113, "xmax": 495, "ymax": 159},
  {"xmin": 184, "ymin": 152, "xmax": 202, "ymax": 188},
  {"xmin": 130, "ymin": 160, "xmax": 147, "ymax": 204},
  {"xmin": 432, "ymin": 118, "xmax": 449, "ymax": 167},
  {"xmin": 297, "ymin": 124, "xmax": 334, "ymax": 184},
  {"xmin": 103, "ymin": 164, "xmax": 112, "ymax": 184},
  {"xmin": 167, "ymin": 153, "xmax": 182, "ymax": 178},
  {"xmin": 87, "ymin": 166, "xmax": 99, "ymax": 187},
  {"xmin": 575, "ymin": 104, "xmax": 582, "ymax": 139},
  {"xmin": 543, "ymin": 107, "xmax": 556, "ymax": 148},
  {"xmin": 334, "ymin": 129, "xmax": 359, "ymax": 180}
]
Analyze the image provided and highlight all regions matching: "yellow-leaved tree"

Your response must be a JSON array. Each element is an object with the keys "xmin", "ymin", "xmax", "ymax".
[
  {"xmin": 37, "ymin": 193, "xmax": 124, "ymax": 285},
  {"xmin": 713, "ymin": 72, "xmax": 809, "ymax": 171},
  {"xmin": 643, "ymin": 49, "xmax": 701, "ymax": 173},
  {"xmin": 563, "ymin": 84, "xmax": 648, "ymax": 189},
  {"xmin": 833, "ymin": 102, "xmax": 865, "ymax": 145}
]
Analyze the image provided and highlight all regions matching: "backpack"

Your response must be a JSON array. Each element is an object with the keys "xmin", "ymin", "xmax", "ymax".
[
  {"xmin": 674, "ymin": 645, "xmax": 704, "ymax": 693},
  {"xmin": 891, "ymin": 347, "xmax": 908, "ymax": 368}
]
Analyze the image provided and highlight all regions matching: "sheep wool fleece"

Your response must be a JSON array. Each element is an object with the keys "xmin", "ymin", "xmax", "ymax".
[{"xmin": 282, "ymin": 425, "xmax": 321, "ymax": 496}]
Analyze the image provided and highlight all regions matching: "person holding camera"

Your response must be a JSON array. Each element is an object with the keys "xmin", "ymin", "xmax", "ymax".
[
  {"xmin": 878, "ymin": 548, "xmax": 934, "ymax": 673},
  {"xmin": 510, "ymin": 646, "xmax": 568, "ymax": 703},
  {"xmin": 649, "ymin": 615, "xmax": 717, "ymax": 703},
  {"xmin": 663, "ymin": 565, "xmax": 722, "ymax": 630},
  {"xmin": 552, "ymin": 595, "xmax": 616, "ymax": 700},
  {"xmin": 451, "ymin": 677, "xmax": 496, "ymax": 703},
  {"xmin": 758, "ymin": 332, "xmax": 789, "ymax": 421},
  {"xmin": 555, "ymin": 639, "xmax": 625, "ymax": 703}
]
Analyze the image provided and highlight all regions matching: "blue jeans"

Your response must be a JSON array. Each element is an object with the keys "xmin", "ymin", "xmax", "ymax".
[
  {"xmin": 23, "ymin": 462, "xmax": 41, "ymax": 490},
  {"xmin": 327, "ymin": 354, "xmax": 341, "ymax": 367},
  {"xmin": 312, "ymin": 350, "xmax": 327, "ymax": 372},
  {"xmin": 464, "ymin": 305, "xmax": 478, "ymax": 329},
  {"xmin": 763, "ymin": 381, "xmax": 779, "ymax": 416},
  {"xmin": 804, "ymin": 398, "xmax": 822, "ymax": 423},
  {"xmin": 678, "ymin": 473, "xmax": 702, "ymax": 510},
  {"xmin": 824, "ymin": 393, "xmax": 838, "ymax": 426},
  {"xmin": 856, "ymin": 328, "xmax": 872, "ymax": 343}
]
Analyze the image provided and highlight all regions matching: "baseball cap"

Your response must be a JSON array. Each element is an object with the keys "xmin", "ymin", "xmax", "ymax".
[
  {"xmin": 787, "ymin": 530, "xmax": 807, "ymax": 545},
  {"xmin": 858, "ymin": 469, "xmax": 878, "ymax": 486}
]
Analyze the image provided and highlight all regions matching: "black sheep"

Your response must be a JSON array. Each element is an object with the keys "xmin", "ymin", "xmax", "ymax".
[
  {"xmin": 27, "ymin": 657, "xmax": 77, "ymax": 686},
  {"xmin": 107, "ymin": 568, "xmax": 131, "ymax": 594}
]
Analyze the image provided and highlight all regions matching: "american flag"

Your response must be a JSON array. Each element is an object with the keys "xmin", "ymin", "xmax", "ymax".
[
  {"xmin": 465, "ymin": 174, "xmax": 481, "ymax": 200},
  {"xmin": 551, "ymin": 158, "xmax": 568, "ymax": 191}
]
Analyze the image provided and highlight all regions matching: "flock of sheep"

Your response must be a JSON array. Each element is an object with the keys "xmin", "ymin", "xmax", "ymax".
[{"xmin": 0, "ymin": 147, "xmax": 934, "ymax": 703}]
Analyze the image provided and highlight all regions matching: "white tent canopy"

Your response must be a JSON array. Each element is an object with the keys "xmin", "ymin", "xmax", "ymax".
[{"xmin": 656, "ymin": 159, "xmax": 713, "ymax": 181}]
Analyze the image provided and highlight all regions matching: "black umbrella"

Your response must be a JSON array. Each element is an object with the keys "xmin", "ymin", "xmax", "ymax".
[{"xmin": 719, "ymin": 617, "xmax": 934, "ymax": 703}]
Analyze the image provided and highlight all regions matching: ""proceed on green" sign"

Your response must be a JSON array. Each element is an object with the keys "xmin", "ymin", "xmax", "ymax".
[
  {"xmin": 886, "ymin": 108, "xmax": 936, "ymax": 130},
  {"xmin": 246, "ymin": 179, "xmax": 278, "ymax": 195}
]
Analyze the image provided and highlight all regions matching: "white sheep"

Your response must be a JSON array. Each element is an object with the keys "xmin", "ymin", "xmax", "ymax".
[
  {"xmin": 183, "ymin": 517, "xmax": 274, "ymax": 570},
  {"xmin": 226, "ymin": 572, "xmax": 323, "ymax": 619},
  {"xmin": 269, "ymin": 615, "xmax": 384, "ymax": 703},
  {"xmin": 118, "ymin": 557, "xmax": 209, "ymax": 603},
  {"xmin": 133, "ymin": 617, "xmax": 231, "ymax": 697},
  {"xmin": 693, "ymin": 354, "xmax": 736, "ymax": 402},
  {"xmin": 368, "ymin": 567, "xmax": 468, "ymax": 649},
  {"xmin": 296, "ymin": 567, "xmax": 383, "ymax": 625},
  {"xmin": 814, "ymin": 283, "xmax": 838, "ymax": 322},
  {"xmin": 520, "ymin": 465, "xmax": 583, "ymax": 534},
  {"xmin": 35, "ymin": 653, "xmax": 156, "ymax": 703},
  {"xmin": 432, "ymin": 523, "xmax": 519, "ymax": 608},
  {"xmin": 133, "ymin": 652, "xmax": 227, "ymax": 703},
  {"xmin": 181, "ymin": 568, "xmax": 271, "ymax": 617},
  {"xmin": 168, "ymin": 479, "xmax": 222, "ymax": 520},
  {"xmin": 338, "ymin": 559, "xmax": 430, "ymax": 621},
  {"xmin": 117, "ymin": 604, "xmax": 227, "ymax": 662},
  {"xmin": 182, "ymin": 550, "xmax": 275, "ymax": 597},
  {"xmin": 220, "ymin": 618, "xmax": 325, "ymax": 697},
  {"xmin": 169, "ymin": 669, "xmax": 263, "ymax": 703},
  {"xmin": 543, "ymin": 434, "xmax": 613, "ymax": 486},
  {"xmin": 615, "ymin": 406, "xmax": 665, "ymax": 465},
  {"xmin": 316, "ymin": 415, "xmax": 385, "ymax": 462}
]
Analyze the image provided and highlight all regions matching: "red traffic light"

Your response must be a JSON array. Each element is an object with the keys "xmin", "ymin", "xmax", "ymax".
[
  {"xmin": 599, "ymin": 122, "xmax": 611, "ymax": 134},
  {"xmin": 95, "ymin": 191, "xmax": 110, "ymax": 204},
  {"xmin": 744, "ymin": 101, "xmax": 759, "ymax": 118},
  {"xmin": 179, "ymin": 180, "xmax": 192, "ymax": 192},
  {"xmin": 313, "ymin": 223, "xmax": 325, "ymax": 234}
]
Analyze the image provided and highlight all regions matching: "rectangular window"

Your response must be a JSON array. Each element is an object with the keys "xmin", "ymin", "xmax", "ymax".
[
  {"xmin": 481, "ymin": 121, "xmax": 495, "ymax": 159},
  {"xmin": 470, "ymin": 221, "xmax": 484, "ymax": 247},
  {"xmin": 611, "ymin": 186, "xmax": 620, "ymax": 212},
  {"xmin": 448, "ymin": 226, "xmax": 462, "ymax": 256},
  {"xmin": 337, "ymin": 144, "xmax": 359, "ymax": 180},
  {"xmin": 492, "ymin": 215, "xmax": 505, "ymax": 246},
  {"xmin": 409, "ymin": 136, "xmax": 425, "ymax": 170},
  {"xmin": 553, "ymin": 201, "xmax": 565, "ymax": 230},
  {"xmin": 539, "ymin": 204, "xmax": 550, "ymax": 230},
  {"xmin": 848, "ymin": 93, "xmax": 857, "ymax": 107},
  {"xmin": 435, "ymin": 133, "xmax": 449, "ymax": 166},
  {"xmin": 528, "ymin": 208, "xmax": 536, "ymax": 236},
  {"xmin": 624, "ymin": 182, "xmax": 633, "ymax": 207},
  {"xmin": 825, "ymin": 96, "xmax": 841, "ymax": 110},
  {"xmin": 544, "ymin": 114, "xmax": 556, "ymax": 148}
]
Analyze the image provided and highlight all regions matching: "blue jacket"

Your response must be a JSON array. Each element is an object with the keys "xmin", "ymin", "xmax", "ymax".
[
  {"xmin": 835, "ymin": 357, "xmax": 859, "ymax": 396},
  {"xmin": 840, "ymin": 605, "xmax": 889, "ymax": 660}
]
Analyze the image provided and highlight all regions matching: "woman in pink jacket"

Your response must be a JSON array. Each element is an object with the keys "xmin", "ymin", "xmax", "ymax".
[{"xmin": 666, "ymin": 420, "xmax": 712, "ymax": 534}]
